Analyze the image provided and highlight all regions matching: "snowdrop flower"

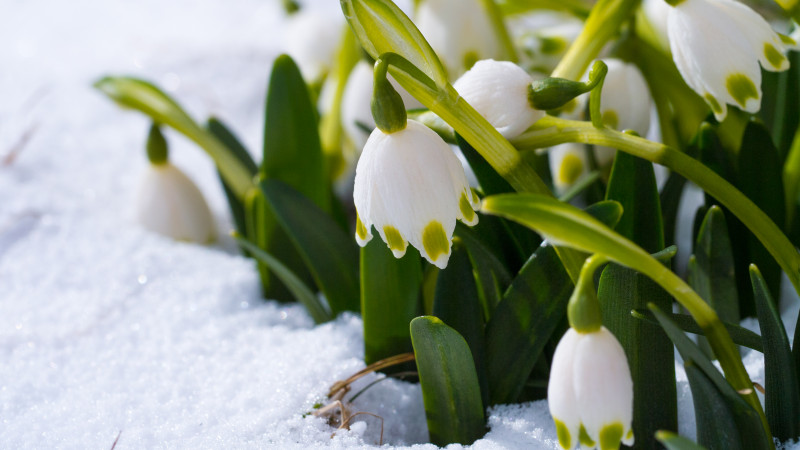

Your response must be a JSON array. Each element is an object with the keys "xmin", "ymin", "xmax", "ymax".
[
  {"xmin": 549, "ymin": 327, "xmax": 634, "ymax": 450},
  {"xmin": 640, "ymin": 0, "xmax": 671, "ymax": 53},
  {"xmin": 136, "ymin": 125, "xmax": 215, "ymax": 243},
  {"xmin": 285, "ymin": 9, "xmax": 343, "ymax": 82},
  {"xmin": 508, "ymin": 11, "xmax": 584, "ymax": 74},
  {"xmin": 666, "ymin": 0, "xmax": 791, "ymax": 121},
  {"xmin": 415, "ymin": 0, "xmax": 502, "ymax": 80},
  {"xmin": 353, "ymin": 120, "xmax": 479, "ymax": 269},
  {"xmin": 341, "ymin": 61, "xmax": 423, "ymax": 151},
  {"xmin": 594, "ymin": 59, "xmax": 652, "ymax": 168},
  {"xmin": 549, "ymin": 143, "xmax": 590, "ymax": 195},
  {"xmin": 454, "ymin": 59, "xmax": 545, "ymax": 139}
]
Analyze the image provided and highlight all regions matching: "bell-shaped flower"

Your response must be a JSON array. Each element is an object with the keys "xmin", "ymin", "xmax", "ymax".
[
  {"xmin": 594, "ymin": 59, "xmax": 652, "ymax": 168},
  {"xmin": 341, "ymin": 61, "xmax": 423, "ymax": 151},
  {"xmin": 548, "ymin": 327, "xmax": 634, "ymax": 450},
  {"xmin": 415, "ymin": 0, "xmax": 502, "ymax": 80},
  {"xmin": 508, "ymin": 11, "xmax": 584, "ymax": 74},
  {"xmin": 136, "ymin": 162, "xmax": 216, "ymax": 243},
  {"xmin": 666, "ymin": 0, "xmax": 791, "ymax": 121},
  {"xmin": 453, "ymin": 59, "xmax": 545, "ymax": 139},
  {"xmin": 549, "ymin": 143, "xmax": 590, "ymax": 195},
  {"xmin": 353, "ymin": 119, "xmax": 478, "ymax": 269}
]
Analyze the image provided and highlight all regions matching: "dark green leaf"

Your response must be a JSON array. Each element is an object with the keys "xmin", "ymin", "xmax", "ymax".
[
  {"xmin": 649, "ymin": 304, "xmax": 771, "ymax": 449},
  {"xmin": 631, "ymin": 309, "xmax": 762, "ymax": 352},
  {"xmin": 751, "ymin": 265, "xmax": 800, "ymax": 441},
  {"xmin": 433, "ymin": 243, "xmax": 488, "ymax": 406},
  {"xmin": 410, "ymin": 316, "xmax": 485, "ymax": 446},
  {"xmin": 655, "ymin": 430, "xmax": 707, "ymax": 450},
  {"xmin": 206, "ymin": 118, "xmax": 257, "ymax": 240},
  {"xmin": 736, "ymin": 122, "xmax": 785, "ymax": 311},
  {"xmin": 601, "ymin": 151, "xmax": 677, "ymax": 446},
  {"xmin": 260, "ymin": 180, "xmax": 359, "ymax": 314},
  {"xmin": 263, "ymin": 54, "xmax": 330, "ymax": 212},
  {"xmin": 484, "ymin": 244, "xmax": 572, "ymax": 405},
  {"xmin": 233, "ymin": 233, "xmax": 331, "ymax": 324},
  {"xmin": 684, "ymin": 361, "xmax": 743, "ymax": 450},
  {"xmin": 693, "ymin": 205, "xmax": 740, "ymax": 321},
  {"xmin": 360, "ymin": 239, "xmax": 422, "ymax": 367},
  {"xmin": 455, "ymin": 224, "xmax": 513, "ymax": 318}
]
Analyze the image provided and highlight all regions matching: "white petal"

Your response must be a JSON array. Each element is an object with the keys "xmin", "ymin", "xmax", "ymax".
[
  {"xmin": 285, "ymin": 10, "xmax": 343, "ymax": 82},
  {"xmin": 136, "ymin": 163, "xmax": 216, "ymax": 243},
  {"xmin": 454, "ymin": 59, "xmax": 544, "ymax": 139},
  {"xmin": 549, "ymin": 143, "xmax": 590, "ymax": 194},
  {"xmin": 548, "ymin": 328, "xmax": 582, "ymax": 450},
  {"xmin": 416, "ymin": 0, "xmax": 501, "ymax": 80},
  {"xmin": 573, "ymin": 327, "xmax": 633, "ymax": 448},
  {"xmin": 600, "ymin": 59, "xmax": 652, "ymax": 135},
  {"xmin": 641, "ymin": 0, "xmax": 671, "ymax": 52}
]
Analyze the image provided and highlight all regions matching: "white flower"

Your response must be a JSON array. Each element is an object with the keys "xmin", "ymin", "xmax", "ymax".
[
  {"xmin": 508, "ymin": 11, "xmax": 584, "ymax": 73},
  {"xmin": 666, "ymin": 0, "xmax": 791, "ymax": 121},
  {"xmin": 285, "ymin": 9, "xmax": 343, "ymax": 82},
  {"xmin": 453, "ymin": 59, "xmax": 545, "ymax": 139},
  {"xmin": 549, "ymin": 143, "xmax": 590, "ymax": 195},
  {"xmin": 594, "ymin": 59, "xmax": 652, "ymax": 168},
  {"xmin": 640, "ymin": 0, "xmax": 671, "ymax": 53},
  {"xmin": 136, "ymin": 162, "xmax": 216, "ymax": 243},
  {"xmin": 415, "ymin": 0, "xmax": 502, "ymax": 80},
  {"xmin": 548, "ymin": 327, "xmax": 634, "ymax": 450},
  {"xmin": 341, "ymin": 61, "xmax": 423, "ymax": 151},
  {"xmin": 353, "ymin": 120, "xmax": 479, "ymax": 268}
]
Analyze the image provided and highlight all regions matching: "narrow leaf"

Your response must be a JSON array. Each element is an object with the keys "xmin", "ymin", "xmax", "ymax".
[
  {"xmin": 684, "ymin": 361, "xmax": 744, "ymax": 450},
  {"xmin": 233, "ymin": 233, "xmax": 331, "ymax": 324},
  {"xmin": 260, "ymin": 180, "xmax": 360, "ymax": 314},
  {"xmin": 410, "ymin": 316, "xmax": 485, "ymax": 446},
  {"xmin": 655, "ymin": 431, "xmax": 707, "ymax": 450},
  {"xmin": 434, "ymin": 243, "xmax": 488, "ymax": 406},
  {"xmin": 751, "ymin": 265, "xmax": 800, "ymax": 441},
  {"xmin": 263, "ymin": 54, "xmax": 330, "ymax": 212},
  {"xmin": 631, "ymin": 309, "xmax": 763, "ymax": 352},
  {"xmin": 692, "ymin": 206, "xmax": 739, "ymax": 323}
]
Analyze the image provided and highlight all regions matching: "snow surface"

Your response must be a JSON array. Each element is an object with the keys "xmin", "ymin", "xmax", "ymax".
[{"xmin": 0, "ymin": 0, "xmax": 797, "ymax": 448}]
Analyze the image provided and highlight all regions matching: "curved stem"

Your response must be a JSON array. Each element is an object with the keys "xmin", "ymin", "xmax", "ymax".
[{"xmin": 513, "ymin": 116, "xmax": 800, "ymax": 298}]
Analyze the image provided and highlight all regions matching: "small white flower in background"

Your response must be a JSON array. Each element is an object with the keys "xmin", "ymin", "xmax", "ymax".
[
  {"xmin": 341, "ymin": 61, "xmax": 423, "ymax": 151},
  {"xmin": 549, "ymin": 143, "xmax": 590, "ymax": 195},
  {"xmin": 353, "ymin": 120, "xmax": 479, "ymax": 269},
  {"xmin": 136, "ymin": 162, "xmax": 216, "ymax": 244},
  {"xmin": 548, "ymin": 327, "xmax": 634, "ymax": 450},
  {"xmin": 415, "ymin": 0, "xmax": 502, "ymax": 80},
  {"xmin": 454, "ymin": 59, "xmax": 545, "ymax": 139},
  {"xmin": 284, "ymin": 9, "xmax": 343, "ymax": 82},
  {"xmin": 508, "ymin": 11, "xmax": 584, "ymax": 74},
  {"xmin": 666, "ymin": 0, "xmax": 792, "ymax": 122},
  {"xmin": 594, "ymin": 59, "xmax": 652, "ymax": 168},
  {"xmin": 640, "ymin": 0, "xmax": 672, "ymax": 53}
]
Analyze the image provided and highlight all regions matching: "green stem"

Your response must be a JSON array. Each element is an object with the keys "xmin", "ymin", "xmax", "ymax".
[
  {"xmin": 783, "ymin": 129, "xmax": 800, "ymax": 230},
  {"xmin": 550, "ymin": 0, "xmax": 641, "ymax": 80},
  {"xmin": 514, "ymin": 116, "xmax": 800, "ymax": 298},
  {"xmin": 479, "ymin": 0, "xmax": 518, "ymax": 63}
]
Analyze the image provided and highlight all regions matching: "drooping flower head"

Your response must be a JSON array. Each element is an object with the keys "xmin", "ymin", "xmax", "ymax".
[
  {"xmin": 454, "ymin": 59, "xmax": 545, "ymax": 139},
  {"xmin": 665, "ymin": 0, "xmax": 793, "ymax": 121},
  {"xmin": 353, "ymin": 120, "xmax": 479, "ymax": 269}
]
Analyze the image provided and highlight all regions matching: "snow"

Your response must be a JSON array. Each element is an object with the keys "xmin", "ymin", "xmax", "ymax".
[{"xmin": 0, "ymin": 0, "xmax": 797, "ymax": 448}]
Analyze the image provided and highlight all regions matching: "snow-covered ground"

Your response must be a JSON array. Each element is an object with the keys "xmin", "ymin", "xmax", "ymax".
[{"xmin": 0, "ymin": 0, "xmax": 796, "ymax": 448}]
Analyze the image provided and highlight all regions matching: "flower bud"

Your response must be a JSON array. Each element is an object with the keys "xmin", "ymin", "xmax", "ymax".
[{"xmin": 453, "ymin": 59, "xmax": 544, "ymax": 139}]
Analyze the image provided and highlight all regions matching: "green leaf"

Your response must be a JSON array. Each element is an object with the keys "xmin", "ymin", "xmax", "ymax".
[
  {"xmin": 260, "ymin": 179, "xmax": 359, "ymax": 314},
  {"xmin": 601, "ymin": 152, "xmax": 677, "ymax": 446},
  {"xmin": 233, "ymin": 233, "xmax": 331, "ymax": 324},
  {"xmin": 684, "ymin": 361, "xmax": 744, "ymax": 450},
  {"xmin": 339, "ymin": 0, "xmax": 448, "ymax": 88},
  {"xmin": 655, "ymin": 430, "xmax": 707, "ymax": 450},
  {"xmin": 692, "ymin": 206, "xmax": 739, "ymax": 323},
  {"xmin": 93, "ymin": 76, "xmax": 253, "ymax": 197},
  {"xmin": 433, "ymin": 243, "xmax": 488, "ymax": 406},
  {"xmin": 263, "ymin": 54, "xmax": 330, "ymax": 212},
  {"xmin": 206, "ymin": 118, "xmax": 257, "ymax": 239},
  {"xmin": 410, "ymin": 316, "xmax": 485, "ymax": 446},
  {"xmin": 484, "ymin": 243, "xmax": 572, "ymax": 405},
  {"xmin": 648, "ymin": 304, "xmax": 771, "ymax": 449},
  {"xmin": 454, "ymin": 224, "xmax": 513, "ymax": 318},
  {"xmin": 360, "ymin": 239, "xmax": 422, "ymax": 367},
  {"xmin": 736, "ymin": 122, "xmax": 785, "ymax": 310},
  {"xmin": 631, "ymin": 309, "xmax": 763, "ymax": 352},
  {"xmin": 751, "ymin": 265, "xmax": 800, "ymax": 441}
]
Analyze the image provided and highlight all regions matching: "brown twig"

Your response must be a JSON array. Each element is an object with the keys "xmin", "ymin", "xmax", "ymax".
[{"xmin": 327, "ymin": 353, "xmax": 415, "ymax": 399}]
